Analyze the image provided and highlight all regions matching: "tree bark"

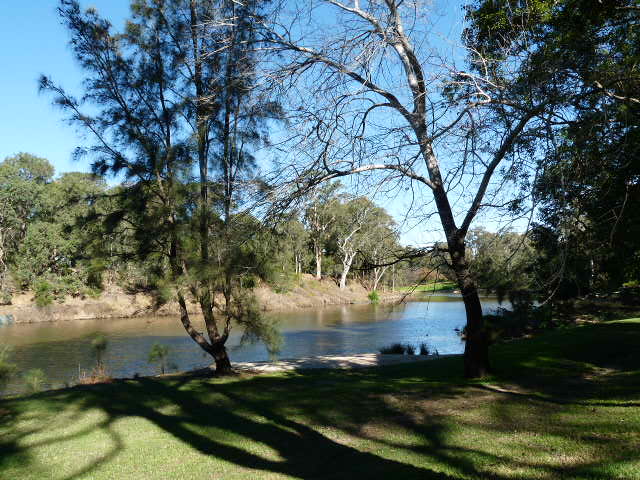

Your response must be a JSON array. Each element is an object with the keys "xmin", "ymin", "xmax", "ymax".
[
  {"xmin": 212, "ymin": 341, "xmax": 232, "ymax": 375},
  {"xmin": 449, "ymin": 241, "xmax": 491, "ymax": 377},
  {"xmin": 315, "ymin": 244, "xmax": 322, "ymax": 280},
  {"xmin": 339, "ymin": 252, "xmax": 355, "ymax": 289}
]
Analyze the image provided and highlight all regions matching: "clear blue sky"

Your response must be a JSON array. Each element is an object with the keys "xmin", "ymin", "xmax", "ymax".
[{"xmin": 0, "ymin": 1, "xmax": 130, "ymax": 175}]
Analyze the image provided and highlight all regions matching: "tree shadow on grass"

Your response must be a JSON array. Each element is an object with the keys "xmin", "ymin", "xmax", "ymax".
[{"xmin": 91, "ymin": 377, "xmax": 458, "ymax": 480}]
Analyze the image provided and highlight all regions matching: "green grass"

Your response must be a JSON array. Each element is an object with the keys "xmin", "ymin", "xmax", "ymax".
[
  {"xmin": 1, "ymin": 320, "xmax": 639, "ymax": 479},
  {"xmin": 398, "ymin": 281, "xmax": 457, "ymax": 293}
]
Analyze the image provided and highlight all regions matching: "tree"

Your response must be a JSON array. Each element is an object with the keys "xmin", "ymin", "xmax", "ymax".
[
  {"xmin": 42, "ymin": 0, "xmax": 277, "ymax": 374},
  {"xmin": 466, "ymin": 0, "xmax": 640, "ymax": 294},
  {"xmin": 467, "ymin": 228, "xmax": 535, "ymax": 302},
  {"xmin": 331, "ymin": 196, "xmax": 394, "ymax": 290},
  {"xmin": 359, "ymin": 209, "xmax": 398, "ymax": 292},
  {"xmin": 0, "ymin": 154, "xmax": 53, "ymax": 299},
  {"xmin": 13, "ymin": 172, "xmax": 106, "ymax": 295},
  {"xmin": 303, "ymin": 182, "xmax": 342, "ymax": 280},
  {"xmin": 265, "ymin": 0, "xmax": 555, "ymax": 376}
]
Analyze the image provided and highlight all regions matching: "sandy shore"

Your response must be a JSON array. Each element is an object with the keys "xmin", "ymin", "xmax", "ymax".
[{"xmin": 232, "ymin": 353, "xmax": 456, "ymax": 373}]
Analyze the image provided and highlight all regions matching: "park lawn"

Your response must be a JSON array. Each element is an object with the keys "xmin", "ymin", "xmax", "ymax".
[
  {"xmin": 398, "ymin": 281, "xmax": 457, "ymax": 293},
  {"xmin": 1, "ymin": 319, "xmax": 639, "ymax": 480}
]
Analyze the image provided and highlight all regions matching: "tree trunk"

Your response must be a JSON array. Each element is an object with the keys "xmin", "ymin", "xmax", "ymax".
[
  {"xmin": 339, "ymin": 253, "xmax": 354, "ymax": 290},
  {"xmin": 449, "ymin": 241, "xmax": 491, "ymax": 378},
  {"xmin": 339, "ymin": 270, "xmax": 348, "ymax": 289},
  {"xmin": 315, "ymin": 245, "xmax": 322, "ymax": 280},
  {"xmin": 212, "ymin": 341, "xmax": 232, "ymax": 375},
  {"xmin": 461, "ymin": 285, "xmax": 490, "ymax": 378}
]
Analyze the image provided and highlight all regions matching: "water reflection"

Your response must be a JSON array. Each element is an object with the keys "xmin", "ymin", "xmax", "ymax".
[{"xmin": 1, "ymin": 295, "xmax": 502, "ymax": 394}]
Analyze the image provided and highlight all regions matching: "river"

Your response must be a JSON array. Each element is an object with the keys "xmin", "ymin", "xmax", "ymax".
[{"xmin": 1, "ymin": 294, "xmax": 503, "ymax": 394}]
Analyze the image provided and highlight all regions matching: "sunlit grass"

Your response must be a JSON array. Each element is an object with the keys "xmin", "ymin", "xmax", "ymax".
[
  {"xmin": 397, "ymin": 281, "xmax": 457, "ymax": 293},
  {"xmin": 1, "ymin": 319, "xmax": 639, "ymax": 479}
]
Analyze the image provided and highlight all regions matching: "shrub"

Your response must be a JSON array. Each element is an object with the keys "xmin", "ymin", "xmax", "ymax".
[
  {"xmin": 0, "ymin": 290, "xmax": 11, "ymax": 305},
  {"xmin": 23, "ymin": 369, "xmax": 46, "ymax": 393},
  {"xmin": 148, "ymin": 343, "xmax": 171, "ymax": 374},
  {"xmin": 482, "ymin": 302, "xmax": 554, "ymax": 343},
  {"xmin": 379, "ymin": 342, "xmax": 417, "ymax": 355},
  {"xmin": 368, "ymin": 290, "xmax": 380, "ymax": 303},
  {"xmin": 78, "ymin": 364, "xmax": 112, "ymax": 385},
  {"xmin": 34, "ymin": 280, "xmax": 54, "ymax": 307},
  {"xmin": 380, "ymin": 343, "xmax": 406, "ymax": 354}
]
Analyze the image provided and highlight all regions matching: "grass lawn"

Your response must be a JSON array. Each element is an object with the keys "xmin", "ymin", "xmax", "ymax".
[
  {"xmin": 398, "ymin": 281, "xmax": 457, "ymax": 293},
  {"xmin": 1, "ymin": 319, "xmax": 639, "ymax": 479}
]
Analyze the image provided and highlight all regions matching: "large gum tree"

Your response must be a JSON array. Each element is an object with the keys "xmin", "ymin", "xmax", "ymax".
[{"xmin": 263, "ymin": 0, "xmax": 555, "ymax": 377}]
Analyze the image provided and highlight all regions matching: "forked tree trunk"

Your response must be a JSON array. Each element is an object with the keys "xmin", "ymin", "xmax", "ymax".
[{"xmin": 212, "ymin": 341, "xmax": 232, "ymax": 374}]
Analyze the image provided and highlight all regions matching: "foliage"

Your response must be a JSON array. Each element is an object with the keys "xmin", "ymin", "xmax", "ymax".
[
  {"xmin": 148, "ymin": 344, "xmax": 171, "ymax": 375},
  {"xmin": 40, "ymin": 0, "xmax": 281, "ymax": 372},
  {"xmin": 379, "ymin": 343, "xmax": 415, "ymax": 355},
  {"xmin": 466, "ymin": 0, "xmax": 640, "ymax": 297},
  {"xmin": 23, "ymin": 369, "xmax": 46, "ymax": 394},
  {"xmin": 33, "ymin": 280, "xmax": 54, "ymax": 308},
  {"xmin": 0, "ymin": 345, "xmax": 15, "ymax": 392},
  {"xmin": 367, "ymin": 290, "xmax": 379, "ymax": 303},
  {"xmin": 467, "ymin": 229, "xmax": 536, "ymax": 301}
]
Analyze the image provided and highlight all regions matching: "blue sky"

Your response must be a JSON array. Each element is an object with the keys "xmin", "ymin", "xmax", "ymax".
[{"xmin": 0, "ymin": 1, "xmax": 130, "ymax": 174}]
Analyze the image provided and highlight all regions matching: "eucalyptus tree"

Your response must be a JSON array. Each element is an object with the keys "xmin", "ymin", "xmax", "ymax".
[
  {"xmin": 331, "ymin": 196, "xmax": 393, "ymax": 290},
  {"xmin": 303, "ymin": 182, "xmax": 343, "ymax": 280},
  {"xmin": 263, "ymin": 0, "xmax": 558, "ymax": 376},
  {"xmin": 359, "ymin": 208, "xmax": 398, "ymax": 292},
  {"xmin": 42, "ymin": 0, "xmax": 277, "ymax": 373}
]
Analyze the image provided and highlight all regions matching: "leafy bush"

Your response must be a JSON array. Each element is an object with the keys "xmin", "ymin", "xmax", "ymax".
[
  {"xmin": 368, "ymin": 290, "xmax": 380, "ymax": 303},
  {"xmin": 483, "ymin": 302, "xmax": 554, "ymax": 343},
  {"xmin": 34, "ymin": 280, "xmax": 54, "ymax": 307},
  {"xmin": 77, "ymin": 364, "xmax": 111, "ymax": 385},
  {"xmin": 0, "ymin": 290, "xmax": 11, "ymax": 306},
  {"xmin": 148, "ymin": 343, "xmax": 171, "ymax": 374},
  {"xmin": 380, "ymin": 343, "xmax": 405, "ymax": 354},
  {"xmin": 23, "ymin": 369, "xmax": 46, "ymax": 393}
]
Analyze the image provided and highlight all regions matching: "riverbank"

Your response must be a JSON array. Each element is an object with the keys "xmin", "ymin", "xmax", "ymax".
[
  {"xmin": 0, "ymin": 274, "xmax": 406, "ymax": 324},
  {"xmin": 1, "ymin": 318, "xmax": 638, "ymax": 479}
]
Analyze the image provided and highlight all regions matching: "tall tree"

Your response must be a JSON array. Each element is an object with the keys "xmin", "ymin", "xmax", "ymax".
[
  {"xmin": 303, "ymin": 182, "xmax": 342, "ymax": 280},
  {"xmin": 265, "ymin": 0, "xmax": 556, "ymax": 376},
  {"xmin": 42, "ymin": 0, "xmax": 277, "ymax": 374},
  {"xmin": 0, "ymin": 154, "xmax": 54, "ymax": 299},
  {"xmin": 466, "ymin": 0, "xmax": 640, "ymax": 294}
]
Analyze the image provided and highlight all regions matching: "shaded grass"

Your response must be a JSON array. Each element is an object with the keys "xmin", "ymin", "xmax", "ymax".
[
  {"xmin": 1, "ymin": 320, "xmax": 639, "ymax": 479},
  {"xmin": 398, "ymin": 281, "xmax": 457, "ymax": 293}
]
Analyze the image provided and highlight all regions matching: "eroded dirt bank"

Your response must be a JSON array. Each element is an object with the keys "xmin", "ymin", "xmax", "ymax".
[{"xmin": 0, "ymin": 275, "xmax": 404, "ymax": 324}]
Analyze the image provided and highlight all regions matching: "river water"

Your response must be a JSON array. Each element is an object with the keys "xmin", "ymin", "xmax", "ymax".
[{"xmin": 1, "ymin": 294, "xmax": 502, "ymax": 394}]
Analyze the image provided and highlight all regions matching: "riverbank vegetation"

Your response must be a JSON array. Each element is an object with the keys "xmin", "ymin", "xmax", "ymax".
[{"xmin": 1, "ymin": 318, "xmax": 638, "ymax": 479}]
